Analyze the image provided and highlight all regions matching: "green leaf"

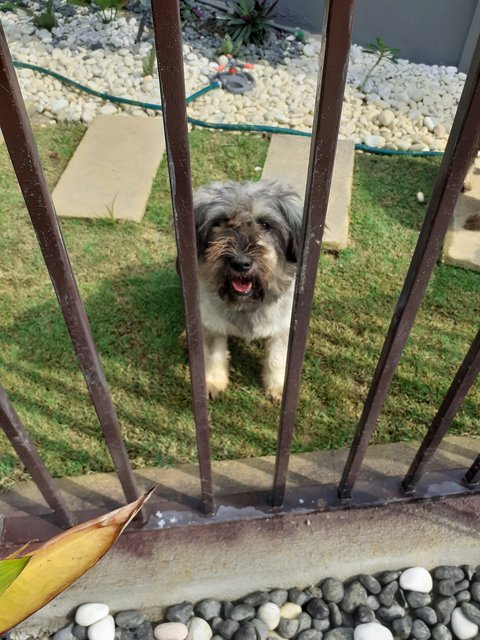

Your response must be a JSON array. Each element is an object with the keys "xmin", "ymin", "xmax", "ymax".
[{"xmin": 0, "ymin": 558, "xmax": 30, "ymax": 597}]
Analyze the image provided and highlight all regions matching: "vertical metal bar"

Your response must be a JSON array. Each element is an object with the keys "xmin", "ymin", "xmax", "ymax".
[
  {"xmin": 402, "ymin": 328, "xmax": 480, "ymax": 492},
  {"xmin": 151, "ymin": 0, "xmax": 214, "ymax": 515},
  {"xmin": 338, "ymin": 35, "xmax": 480, "ymax": 500},
  {"xmin": 465, "ymin": 454, "xmax": 480, "ymax": 485},
  {"xmin": 271, "ymin": 0, "xmax": 357, "ymax": 507},
  {"xmin": 0, "ymin": 24, "xmax": 141, "ymax": 508},
  {"xmin": 0, "ymin": 383, "xmax": 76, "ymax": 528}
]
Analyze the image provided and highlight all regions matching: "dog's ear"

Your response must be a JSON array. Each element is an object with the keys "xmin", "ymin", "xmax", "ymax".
[
  {"xmin": 192, "ymin": 187, "xmax": 216, "ymax": 258},
  {"xmin": 272, "ymin": 184, "xmax": 304, "ymax": 263}
]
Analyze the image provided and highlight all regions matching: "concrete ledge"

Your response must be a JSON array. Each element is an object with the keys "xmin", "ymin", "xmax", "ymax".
[
  {"xmin": 262, "ymin": 135, "xmax": 354, "ymax": 250},
  {"xmin": 52, "ymin": 115, "xmax": 165, "ymax": 222},
  {"xmin": 4, "ymin": 437, "xmax": 480, "ymax": 637}
]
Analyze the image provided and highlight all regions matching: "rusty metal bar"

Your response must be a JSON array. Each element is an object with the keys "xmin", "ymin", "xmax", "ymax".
[
  {"xmin": 465, "ymin": 454, "xmax": 480, "ymax": 484},
  {"xmin": 0, "ymin": 383, "xmax": 76, "ymax": 528},
  {"xmin": 151, "ymin": 0, "xmax": 214, "ymax": 515},
  {"xmin": 271, "ymin": 0, "xmax": 357, "ymax": 507},
  {"xmin": 0, "ymin": 24, "xmax": 141, "ymax": 510},
  {"xmin": 338, "ymin": 35, "xmax": 480, "ymax": 500},
  {"xmin": 402, "ymin": 328, "xmax": 480, "ymax": 492}
]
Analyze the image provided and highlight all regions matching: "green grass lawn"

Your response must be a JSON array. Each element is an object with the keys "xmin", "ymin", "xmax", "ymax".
[{"xmin": 0, "ymin": 124, "xmax": 478, "ymax": 486}]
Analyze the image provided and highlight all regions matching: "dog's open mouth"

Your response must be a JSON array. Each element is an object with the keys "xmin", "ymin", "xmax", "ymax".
[{"xmin": 230, "ymin": 277, "xmax": 253, "ymax": 296}]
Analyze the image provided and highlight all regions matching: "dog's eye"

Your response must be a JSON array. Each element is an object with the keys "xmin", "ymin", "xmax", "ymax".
[
  {"xmin": 258, "ymin": 219, "xmax": 271, "ymax": 231},
  {"xmin": 212, "ymin": 217, "xmax": 228, "ymax": 229}
]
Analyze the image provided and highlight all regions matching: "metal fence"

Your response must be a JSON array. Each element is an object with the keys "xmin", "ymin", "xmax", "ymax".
[{"xmin": 0, "ymin": 0, "xmax": 479, "ymax": 543}]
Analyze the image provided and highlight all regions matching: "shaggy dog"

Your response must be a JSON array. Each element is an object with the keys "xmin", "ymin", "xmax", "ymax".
[{"xmin": 192, "ymin": 180, "xmax": 303, "ymax": 401}]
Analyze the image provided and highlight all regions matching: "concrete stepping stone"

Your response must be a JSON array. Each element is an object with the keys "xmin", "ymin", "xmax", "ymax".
[
  {"xmin": 52, "ymin": 115, "xmax": 165, "ymax": 222},
  {"xmin": 262, "ymin": 135, "xmax": 354, "ymax": 250},
  {"xmin": 442, "ymin": 157, "xmax": 480, "ymax": 271}
]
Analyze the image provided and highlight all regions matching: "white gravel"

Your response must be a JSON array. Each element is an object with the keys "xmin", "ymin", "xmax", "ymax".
[{"xmin": 1, "ymin": 5, "xmax": 467, "ymax": 151}]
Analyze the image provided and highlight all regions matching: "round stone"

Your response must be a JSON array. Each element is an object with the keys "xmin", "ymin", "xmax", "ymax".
[
  {"xmin": 88, "ymin": 615, "xmax": 115, "ymax": 640},
  {"xmin": 359, "ymin": 575, "xmax": 381, "ymax": 595},
  {"xmin": 298, "ymin": 631, "xmax": 322, "ymax": 640},
  {"xmin": 431, "ymin": 623, "xmax": 452, "ymax": 640},
  {"xmin": 399, "ymin": 567, "xmax": 433, "ymax": 593},
  {"xmin": 411, "ymin": 619, "xmax": 430, "ymax": 640},
  {"xmin": 167, "ymin": 603, "xmax": 194, "ymax": 624},
  {"xmin": 195, "ymin": 600, "xmax": 222, "ymax": 621},
  {"xmin": 73, "ymin": 625, "xmax": 88, "ymax": 640},
  {"xmin": 216, "ymin": 620, "xmax": 239, "ymax": 640},
  {"xmin": 434, "ymin": 567, "xmax": 465, "ymax": 581},
  {"xmin": 415, "ymin": 606, "xmax": 437, "ymax": 625},
  {"xmin": 450, "ymin": 608, "xmax": 479, "ymax": 640},
  {"xmin": 378, "ymin": 581, "xmax": 398, "ymax": 607},
  {"xmin": 277, "ymin": 618, "xmax": 299, "ymax": 639},
  {"xmin": 279, "ymin": 603, "xmax": 302, "ymax": 620},
  {"xmin": 324, "ymin": 629, "xmax": 354, "ymax": 640},
  {"xmin": 376, "ymin": 571, "xmax": 401, "ymax": 585},
  {"xmin": 471, "ymin": 582, "xmax": 480, "ymax": 602},
  {"xmin": 461, "ymin": 603, "xmax": 480, "ymax": 625},
  {"xmin": 243, "ymin": 591, "xmax": 270, "ymax": 606},
  {"xmin": 437, "ymin": 579, "xmax": 456, "ymax": 596},
  {"xmin": 306, "ymin": 599, "xmax": 329, "ymax": 620},
  {"xmin": 269, "ymin": 590, "xmax": 288, "ymax": 607},
  {"xmin": 434, "ymin": 597, "xmax": 456, "ymax": 624},
  {"xmin": 187, "ymin": 617, "xmax": 213, "ymax": 640},
  {"xmin": 355, "ymin": 606, "xmax": 375, "ymax": 624},
  {"xmin": 251, "ymin": 618, "xmax": 268, "ymax": 640},
  {"xmin": 116, "ymin": 611, "xmax": 146, "ymax": 629},
  {"xmin": 340, "ymin": 582, "xmax": 368, "ymax": 613},
  {"xmin": 75, "ymin": 603, "xmax": 110, "ymax": 627},
  {"xmin": 377, "ymin": 604, "xmax": 406, "ymax": 622},
  {"xmin": 231, "ymin": 605, "xmax": 255, "ymax": 622},
  {"xmin": 154, "ymin": 623, "xmax": 189, "ymax": 640},
  {"xmin": 354, "ymin": 622, "xmax": 393, "ymax": 640},
  {"xmin": 53, "ymin": 624, "xmax": 76, "ymax": 640},
  {"xmin": 257, "ymin": 603, "xmax": 281, "ymax": 630},
  {"xmin": 288, "ymin": 588, "xmax": 309, "ymax": 605},
  {"xmin": 328, "ymin": 602, "xmax": 342, "ymax": 628},
  {"xmin": 322, "ymin": 579, "xmax": 345, "ymax": 604},
  {"xmin": 233, "ymin": 622, "xmax": 256, "ymax": 640},
  {"xmin": 406, "ymin": 592, "xmax": 431, "ymax": 608},
  {"xmin": 391, "ymin": 616, "xmax": 412, "ymax": 640}
]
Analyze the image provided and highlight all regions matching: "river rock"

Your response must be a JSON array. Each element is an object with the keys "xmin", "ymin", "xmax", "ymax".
[
  {"xmin": 88, "ymin": 615, "xmax": 115, "ymax": 640},
  {"xmin": 154, "ymin": 623, "xmax": 189, "ymax": 640},
  {"xmin": 187, "ymin": 617, "xmax": 213, "ymax": 640},
  {"xmin": 353, "ymin": 622, "xmax": 393, "ymax": 640},
  {"xmin": 450, "ymin": 608, "xmax": 479, "ymax": 640},
  {"xmin": 399, "ymin": 568, "xmax": 433, "ymax": 593},
  {"xmin": 75, "ymin": 603, "xmax": 110, "ymax": 627},
  {"xmin": 257, "ymin": 603, "xmax": 281, "ymax": 630}
]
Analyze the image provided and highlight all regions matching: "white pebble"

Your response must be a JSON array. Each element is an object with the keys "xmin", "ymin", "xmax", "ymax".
[
  {"xmin": 416, "ymin": 191, "xmax": 425, "ymax": 203},
  {"xmin": 364, "ymin": 134, "xmax": 385, "ymax": 148},
  {"xmin": 75, "ymin": 603, "xmax": 110, "ymax": 627},
  {"xmin": 378, "ymin": 109, "xmax": 395, "ymax": 127},
  {"xmin": 154, "ymin": 622, "xmax": 189, "ymax": 640},
  {"xmin": 399, "ymin": 567, "xmax": 433, "ymax": 593},
  {"xmin": 279, "ymin": 602, "xmax": 302, "ymax": 619},
  {"xmin": 187, "ymin": 617, "xmax": 212, "ymax": 640},
  {"xmin": 257, "ymin": 602, "xmax": 281, "ymax": 630},
  {"xmin": 354, "ymin": 622, "xmax": 393, "ymax": 640},
  {"xmin": 451, "ymin": 608, "xmax": 479, "ymax": 640},
  {"xmin": 88, "ymin": 614, "xmax": 115, "ymax": 640}
]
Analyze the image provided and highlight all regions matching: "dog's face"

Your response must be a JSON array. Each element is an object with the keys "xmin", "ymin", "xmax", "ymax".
[{"xmin": 193, "ymin": 181, "xmax": 304, "ymax": 307}]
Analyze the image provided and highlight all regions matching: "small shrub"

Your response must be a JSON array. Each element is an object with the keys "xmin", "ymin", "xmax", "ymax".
[
  {"xmin": 67, "ymin": 0, "xmax": 128, "ymax": 23},
  {"xmin": 222, "ymin": 0, "xmax": 278, "ymax": 48},
  {"xmin": 361, "ymin": 36, "xmax": 399, "ymax": 92},
  {"xmin": 142, "ymin": 44, "xmax": 156, "ymax": 77}
]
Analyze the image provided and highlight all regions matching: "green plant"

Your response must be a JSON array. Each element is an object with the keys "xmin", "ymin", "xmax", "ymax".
[
  {"xmin": 32, "ymin": 0, "xmax": 56, "ymax": 30},
  {"xmin": 180, "ymin": 0, "xmax": 202, "ymax": 23},
  {"xmin": 361, "ymin": 36, "xmax": 399, "ymax": 92},
  {"xmin": 216, "ymin": 34, "xmax": 238, "ymax": 57},
  {"xmin": 142, "ymin": 45, "xmax": 156, "ymax": 77},
  {"xmin": 222, "ymin": 0, "xmax": 278, "ymax": 48},
  {"xmin": 67, "ymin": 0, "xmax": 127, "ymax": 23}
]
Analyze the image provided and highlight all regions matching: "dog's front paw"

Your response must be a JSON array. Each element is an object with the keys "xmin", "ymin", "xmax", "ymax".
[
  {"xmin": 206, "ymin": 373, "xmax": 229, "ymax": 399},
  {"xmin": 265, "ymin": 384, "xmax": 284, "ymax": 403}
]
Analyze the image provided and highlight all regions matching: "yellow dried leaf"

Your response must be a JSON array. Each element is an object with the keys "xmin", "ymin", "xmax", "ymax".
[{"xmin": 0, "ymin": 487, "xmax": 154, "ymax": 635}]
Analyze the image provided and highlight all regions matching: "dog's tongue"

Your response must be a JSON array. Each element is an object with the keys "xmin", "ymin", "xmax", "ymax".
[{"xmin": 232, "ymin": 279, "xmax": 252, "ymax": 294}]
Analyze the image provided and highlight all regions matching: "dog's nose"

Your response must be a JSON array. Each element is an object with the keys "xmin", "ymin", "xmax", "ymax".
[{"xmin": 230, "ymin": 255, "xmax": 253, "ymax": 272}]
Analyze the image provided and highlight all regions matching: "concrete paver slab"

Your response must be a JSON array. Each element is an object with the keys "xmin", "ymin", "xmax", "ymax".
[
  {"xmin": 52, "ymin": 115, "xmax": 165, "ymax": 222},
  {"xmin": 442, "ymin": 156, "xmax": 480, "ymax": 271},
  {"xmin": 262, "ymin": 135, "xmax": 354, "ymax": 250}
]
